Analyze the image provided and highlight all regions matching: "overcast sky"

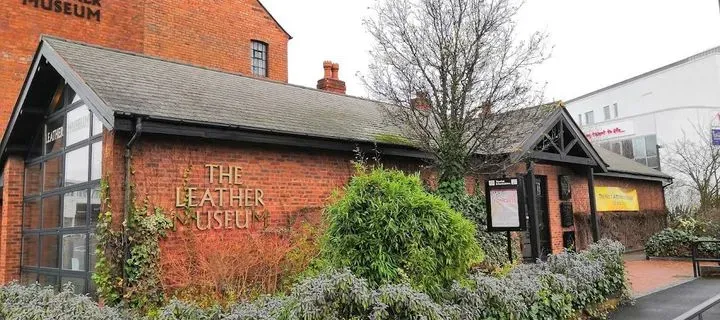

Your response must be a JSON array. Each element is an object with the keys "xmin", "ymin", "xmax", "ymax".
[{"xmin": 261, "ymin": 0, "xmax": 720, "ymax": 102}]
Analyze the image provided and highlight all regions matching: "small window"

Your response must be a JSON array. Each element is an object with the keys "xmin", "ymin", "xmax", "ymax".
[
  {"xmin": 251, "ymin": 41, "xmax": 268, "ymax": 77},
  {"xmin": 577, "ymin": 114, "xmax": 583, "ymax": 125},
  {"xmin": 621, "ymin": 139, "xmax": 634, "ymax": 158},
  {"xmin": 585, "ymin": 111, "xmax": 595, "ymax": 125},
  {"xmin": 603, "ymin": 106, "xmax": 611, "ymax": 120},
  {"xmin": 613, "ymin": 103, "xmax": 619, "ymax": 118}
]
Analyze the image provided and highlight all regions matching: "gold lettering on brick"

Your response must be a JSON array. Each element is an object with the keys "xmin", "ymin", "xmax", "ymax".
[{"xmin": 175, "ymin": 164, "xmax": 267, "ymax": 231}]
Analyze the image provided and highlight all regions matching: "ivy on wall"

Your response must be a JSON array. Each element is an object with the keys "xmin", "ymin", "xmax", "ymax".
[{"xmin": 93, "ymin": 171, "xmax": 174, "ymax": 310}]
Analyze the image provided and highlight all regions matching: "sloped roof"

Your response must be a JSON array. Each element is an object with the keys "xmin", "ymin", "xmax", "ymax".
[
  {"xmin": 45, "ymin": 37, "xmax": 398, "ymax": 143},
  {"xmin": 594, "ymin": 147, "xmax": 672, "ymax": 180},
  {"xmin": 0, "ymin": 37, "xmax": 671, "ymax": 182}
]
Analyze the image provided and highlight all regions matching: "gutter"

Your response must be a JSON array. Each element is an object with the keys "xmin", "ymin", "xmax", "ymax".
[{"xmin": 122, "ymin": 117, "xmax": 143, "ymax": 290}]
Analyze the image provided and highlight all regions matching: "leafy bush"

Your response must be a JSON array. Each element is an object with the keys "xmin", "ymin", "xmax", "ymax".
[
  {"xmin": 162, "ymin": 226, "xmax": 319, "ymax": 307},
  {"xmin": 449, "ymin": 239, "xmax": 629, "ymax": 320},
  {"xmin": 645, "ymin": 227, "xmax": 720, "ymax": 257},
  {"xmin": 0, "ymin": 282, "xmax": 131, "ymax": 320},
  {"xmin": 319, "ymin": 167, "xmax": 483, "ymax": 297},
  {"xmin": 671, "ymin": 216, "xmax": 719, "ymax": 237},
  {"xmin": 0, "ymin": 240, "xmax": 628, "ymax": 320},
  {"xmin": 442, "ymin": 187, "xmax": 517, "ymax": 269}
]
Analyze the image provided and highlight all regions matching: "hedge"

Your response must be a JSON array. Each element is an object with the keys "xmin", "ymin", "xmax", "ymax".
[
  {"xmin": 0, "ymin": 239, "xmax": 629, "ymax": 320},
  {"xmin": 645, "ymin": 227, "xmax": 720, "ymax": 258}
]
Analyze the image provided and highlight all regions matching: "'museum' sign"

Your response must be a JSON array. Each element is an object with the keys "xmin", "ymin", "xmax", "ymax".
[
  {"xmin": 22, "ymin": 0, "xmax": 102, "ymax": 22},
  {"xmin": 175, "ymin": 165, "xmax": 266, "ymax": 230},
  {"xmin": 595, "ymin": 187, "xmax": 639, "ymax": 212}
]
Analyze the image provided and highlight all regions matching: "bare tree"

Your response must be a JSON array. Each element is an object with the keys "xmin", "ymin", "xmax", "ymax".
[
  {"xmin": 666, "ymin": 123, "xmax": 720, "ymax": 215},
  {"xmin": 363, "ymin": 0, "xmax": 549, "ymax": 186}
]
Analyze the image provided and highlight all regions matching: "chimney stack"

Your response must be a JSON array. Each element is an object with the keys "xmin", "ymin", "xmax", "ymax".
[
  {"xmin": 410, "ymin": 91, "xmax": 430, "ymax": 111},
  {"xmin": 482, "ymin": 101, "xmax": 492, "ymax": 116},
  {"xmin": 317, "ymin": 60, "xmax": 346, "ymax": 94}
]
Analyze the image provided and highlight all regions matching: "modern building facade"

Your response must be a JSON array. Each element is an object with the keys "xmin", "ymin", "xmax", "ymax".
[
  {"xmin": 0, "ymin": 37, "xmax": 671, "ymax": 294},
  {"xmin": 566, "ymin": 45, "xmax": 720, "ymax": 172}
]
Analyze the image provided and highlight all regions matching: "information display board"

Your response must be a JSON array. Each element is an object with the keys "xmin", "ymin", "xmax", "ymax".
[{"xmin": 486, "ymin": 177, "xmax": 526, "ymax": 231}]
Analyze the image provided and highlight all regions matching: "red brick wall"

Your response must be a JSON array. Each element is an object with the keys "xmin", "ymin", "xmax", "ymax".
[
  {"xmin": 143, "ymin": 0, "xmax": 289, "ymax": 83},
  {"xmin": 104, "ymin": 133, "xmax": 428, "ymax": 287},
  {"xmin": 500, "ymin": 164, "xmax": 667, "ymax": 254},
  {"xmin": 0, "ymin": 156, "xmax": 24, "ymax": 283},
  {"xmin": 573, "ymin": 175, "xmax": 667, "ymax": 251},
  {"xmin": 0, "ymin": 0, "xmax": 289, "ymax": 137}
]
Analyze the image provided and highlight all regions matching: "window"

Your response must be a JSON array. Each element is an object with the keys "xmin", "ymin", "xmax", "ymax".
[
  {"xmin": 21, "ymin": 85, "xmax": 103, "ymax": 294},
  {"xmin": 602, "ymin": 135, "xmax": 660, "ymax": 170},
  {"xmin": 603, "ymin": 106, "xmax": 611, "ymax": 121},
  {"xmin": 251, "ymin": 40, "xmax": 268, "ymax": 77},
  {"xmin": 577, "ymin": 114, "xmax": 583, "ymax": 125},
  {"xmin": 585, "ymin": 111, "xmax": 595, "ymax": 125},
  {"xmin": 613, "ymin": 103, "xmax": 619, "ymax": 118}
]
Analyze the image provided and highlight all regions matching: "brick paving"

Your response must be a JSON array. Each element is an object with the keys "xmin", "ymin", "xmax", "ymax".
[
  {"xmin": 624, "ymin": 252, "xmax": 719, "ymax": 297},
  {"xmin": 624, "ymin": 252, "xmax": 696, "ymax": 296}
]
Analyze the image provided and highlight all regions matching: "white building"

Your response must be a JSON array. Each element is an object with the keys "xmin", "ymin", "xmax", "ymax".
[{"xmin": 566, "ymin": 45, "xmax": 720, "ymax": 172}]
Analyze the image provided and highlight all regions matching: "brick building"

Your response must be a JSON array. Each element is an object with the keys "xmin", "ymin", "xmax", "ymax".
[
  {"xmin": 0, "ymin": 37, "xmax": 671, "ymax": 294},
  {"xmin": 0, "ymin": 0, "xmax": 291, "ymax": 137}
]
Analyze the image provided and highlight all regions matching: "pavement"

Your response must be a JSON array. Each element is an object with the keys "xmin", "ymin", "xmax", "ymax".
[
  {"xmin": 624, "ymin": 252, "xmax": 698, "ymax": 296},
  {"xmin": 610, "ymin": 278, "xmax": 720, "ymax": 320}
]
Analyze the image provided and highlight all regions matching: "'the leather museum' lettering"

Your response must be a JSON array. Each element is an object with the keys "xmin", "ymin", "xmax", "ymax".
[{"xmin": 22, "ymin": 0, "xmax": 102, "ymax": 22}]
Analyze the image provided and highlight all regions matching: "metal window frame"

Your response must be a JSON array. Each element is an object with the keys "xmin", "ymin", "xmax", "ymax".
[
  {"xmin": 251, "ymin": 40, "xmax": 268, "ymax": 77},
  {"xmin": 20, "ymin": 84, "xmax": 101, "ymax": 293}
]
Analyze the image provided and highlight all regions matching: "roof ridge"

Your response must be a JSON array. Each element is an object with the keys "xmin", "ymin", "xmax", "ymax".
[
  {"xmin": 566, "ymin": 44, "xmax": 720, "ymax": 103},
  {"xmin": 40, "ymin": 35, "xmax": 385, "ymax": 105}
]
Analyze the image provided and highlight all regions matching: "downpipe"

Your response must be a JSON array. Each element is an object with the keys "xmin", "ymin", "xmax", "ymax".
[{"xmin": 122, "ymin": 117, "xmax": 143, "ymax": 291}]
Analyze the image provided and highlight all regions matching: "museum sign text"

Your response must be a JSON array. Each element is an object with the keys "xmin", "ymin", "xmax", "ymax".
[
  {"xmin": 22, "ymin": 0, "xmax": 102, "ymax": 22},
  {"xmin": 175, "ymin": 165, "xmax": 266, "ymax": 230}
]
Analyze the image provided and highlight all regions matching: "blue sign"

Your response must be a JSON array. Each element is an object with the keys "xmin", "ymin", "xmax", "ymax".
[{"xmin": 713, "ymin": 128, "xmax": 720, "ymax": 146}]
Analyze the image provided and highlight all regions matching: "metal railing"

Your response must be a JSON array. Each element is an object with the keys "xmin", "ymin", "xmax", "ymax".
[
  {"xmin": 671, "ymin": 293, "xmax": 720, "ymax": 320},
  {"xmin": 691, "ymin": 240, "xmax": 720, "ymax": 278}
]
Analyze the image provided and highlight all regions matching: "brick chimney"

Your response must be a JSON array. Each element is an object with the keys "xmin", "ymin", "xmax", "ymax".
[
  {"xmin": 482, "ymin": 101, "xmax": 492, "ymax": 116},
  {"xmin": 317, "ymin": 61, "xmax": 346, "ymax": 94},
  {"xmin": 410, "ymin": 91, "xmax": 430, "ymax": 111}
]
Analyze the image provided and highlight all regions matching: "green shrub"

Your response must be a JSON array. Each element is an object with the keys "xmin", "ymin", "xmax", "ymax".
[
  {"xmin": 319, "ymin": 167, "xmax": 484, "ymax": 298},
  {"xmin": 645, "ymin": 227, "xmax": 720, "ymax": 257},
  {"xmin": 645, "ymin": 228, "xmax": 694, "ymax": 257},
  {"xmin": 0, "ymin": 282, "xmax": 131, "ymax": 320},
  {"xmin": 0, "ymin": 240, "xmax": 629, "ymax": 320},
  {"xmin": 442, "ymin": 189, "xmax": 517, "ymax": 269}
]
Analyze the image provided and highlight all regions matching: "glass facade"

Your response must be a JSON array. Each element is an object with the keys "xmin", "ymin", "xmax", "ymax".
[
  {"xmin": 598, "ymin": 135, "xmax": 660, "ymax": 170},
  {"xmin": 21, "ymin": 85, "xmax": 103, "ymax": 294}
]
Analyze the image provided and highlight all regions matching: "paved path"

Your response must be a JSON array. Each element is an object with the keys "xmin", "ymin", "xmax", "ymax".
[
  {"xmin": 610, "ymin": 278, "xmax": 720, "ymax": 320},
  {"xmin": 624, "ymin": 252, "xmax": 696, "ymax": 296}
]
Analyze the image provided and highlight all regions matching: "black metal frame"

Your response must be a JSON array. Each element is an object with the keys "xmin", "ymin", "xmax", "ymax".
[
  {"xmin": 485, "ymin": 177, "xmax": 527, "ymax": 232},
  {"xmin": 251, "ymin": 40, "xmax": 268, "ymax": 77},
  {"xmin": 20, "ymin": 85, "xmax": 103, "ymax": 293},
  {"xmin": 691, "ymin": 239, "xmax": 720, "ymax": 278}
]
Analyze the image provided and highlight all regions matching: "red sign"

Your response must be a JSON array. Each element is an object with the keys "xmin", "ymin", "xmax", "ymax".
[
  {"xmin": 583, "ymin": 121, "xmax": 634, "ymax": 141},
  {"xmin": 585, "ymin": 127, "xmax": 626, "ymax": 139}
]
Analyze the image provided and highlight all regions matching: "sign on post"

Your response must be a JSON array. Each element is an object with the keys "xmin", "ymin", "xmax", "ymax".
[
  {"xmin": 486, "ymin": 177, "xmax": 526, "ymax": 231},
  {"xmin": 712, "ymin": 128, "xmax": 720, "ymax": 146}
]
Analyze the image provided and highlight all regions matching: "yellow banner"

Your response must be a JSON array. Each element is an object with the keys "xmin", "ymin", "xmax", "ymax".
[{"xmin": 595, "ymin": 187, "xmax": 639, "ymax": 212}]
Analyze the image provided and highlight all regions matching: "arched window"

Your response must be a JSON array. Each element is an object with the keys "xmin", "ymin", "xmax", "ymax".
[{"xmin": 21, "ymin": 83, "xmax": 104, "ymax": 294}]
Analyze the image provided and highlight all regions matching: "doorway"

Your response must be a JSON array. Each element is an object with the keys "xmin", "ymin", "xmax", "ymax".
[{"xmin": 521, "ymin": 175, "xmax": 551, "ymax": 261}]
